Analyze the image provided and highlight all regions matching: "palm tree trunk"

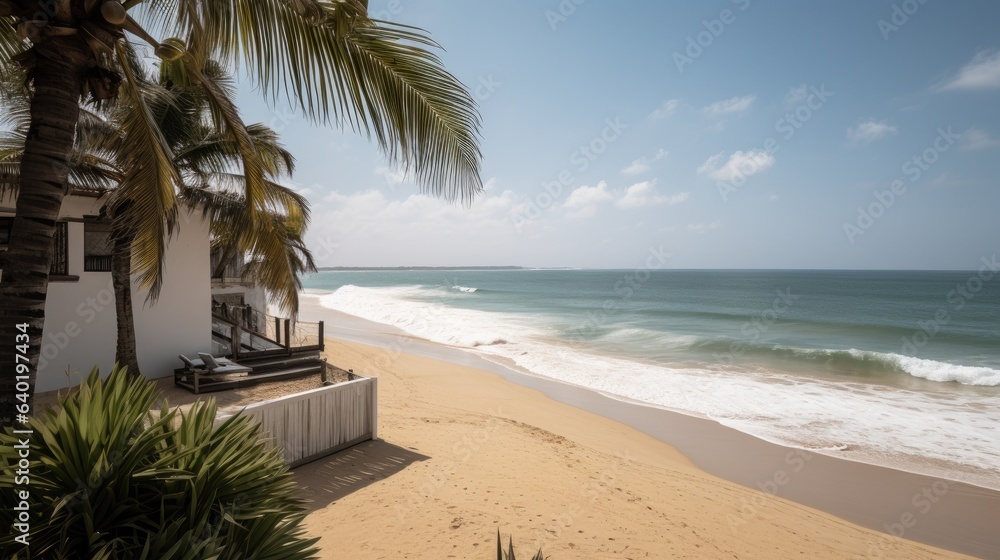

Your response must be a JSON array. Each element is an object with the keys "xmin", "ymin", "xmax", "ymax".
[
  {"xmin": 0, "ymin": 40, "xmax": 89, "ymax": 427},
  {"xmin": 111, "ymin": 231, "xmax": 141, "ymax": 377}
]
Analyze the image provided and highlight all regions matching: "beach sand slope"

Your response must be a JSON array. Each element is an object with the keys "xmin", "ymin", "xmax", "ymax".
[{"xmin": 295, "ymin": 338, "xmax": 969, "ymax": 559}]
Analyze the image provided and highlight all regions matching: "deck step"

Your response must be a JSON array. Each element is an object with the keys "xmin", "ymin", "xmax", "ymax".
[
  {"xmin": 238, "ymin": 353, "xmax": 321, "ymax": 370},
  {"xmin": 175, "ymin": 363, "xmax": 324, "ymax": 394}
]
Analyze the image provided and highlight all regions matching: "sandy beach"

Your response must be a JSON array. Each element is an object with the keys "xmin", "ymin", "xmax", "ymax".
[{"xmin": 285, "ymin": 333, "xmax": 989, "ymax": 558}]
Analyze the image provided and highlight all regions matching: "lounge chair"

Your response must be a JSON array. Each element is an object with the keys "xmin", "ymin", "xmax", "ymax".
[
  {"xmin": 179, "ymin": 354, "xmax": 235, "ymax": 371},
  {"xmin": 178, "ymin": 354, "xmax": 206, "ymax": 370},
  {"xmin": 197, "ymin": 352, "xmax": 252, "ymax": 375}
]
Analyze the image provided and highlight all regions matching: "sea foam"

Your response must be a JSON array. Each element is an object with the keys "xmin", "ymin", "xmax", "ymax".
[{"xmin": 318, "ymin": 284, "xmax": 1000, "ymax": 490}]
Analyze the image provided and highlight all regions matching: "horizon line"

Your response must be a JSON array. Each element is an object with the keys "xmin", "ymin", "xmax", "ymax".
[{"xmin": 311, "ymin": 266, "xmax": 993, "ymax": 272}]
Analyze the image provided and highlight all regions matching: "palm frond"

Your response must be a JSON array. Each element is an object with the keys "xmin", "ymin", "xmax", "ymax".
[
  {"xmin": 245, "ymin": 123, "xmax": 296, "ymax": 177},
  {"xmin": 0, "ymin": 88, "xmax": 121, "ymax": 196},
  {"xmin": 0, "ymin": 132, "xmax": 25, "ymax": 153},
  {"xmin": 344, "ymin": 21, "xmax": 483, "ymax": 202},
  {"xmin": 175, "ymin": 137, "xmax": 241, "ymax": 177},
  {"xmin": 171, "ymin": 55, "xmax": 271, "ymax": 213},
  {"xmin": 0, "ymin": 17, "xmax": 27, "ymax": 62},
  {"xmin": 0, "ymin": 136, "xmax": 22, "ymax": 161},
  {"xmin": 0, "ymin": 63, "xmax": 31, "ymax": 132},
  {"xmin": 0, "ymin": 101, "xmax": 29, "ymax": 134},
  {"xmin": 237, "ymin": 217, "xmax": 317, "ymax": 314},
  {"xmin": 110, "ymin": 42, "xmax": 182, "ymax": 302},
  {"xmin": 68, "ymin": 155, "xmax": 123, "ymax": 192},
  {"xmin": 75, "ymin": 106, "xmax": 122, "ymax": 158},
  {"xmin": 175, "ymin": 125, "xmax": 295, "ymax": 182},
  {"xmin": 156, "ymin": 62, "xmax": 219, "ymax": 150},
  {"xmin": 182, "ymin": 181, "xmax": 314, "ymax": 314},
  {"xmin": 193, "ymin": 173, "xmax": 309, "ymax": 222},
  {"xmin": 0, "ymin": 161, "xmax": 18, "ymax": 196},
  {"xmin": 155, "ymin": 0, "xmax": 482, "ymax": 202}
]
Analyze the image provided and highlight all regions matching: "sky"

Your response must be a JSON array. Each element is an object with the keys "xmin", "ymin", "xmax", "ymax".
[{"xmin": 232, "ymin": 1, "xmax": 1000, "ymax": 270}]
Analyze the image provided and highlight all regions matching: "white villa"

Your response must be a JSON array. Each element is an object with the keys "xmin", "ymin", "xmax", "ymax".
[
  {"xmin": 3, "ymin": 190, "xmax": 373, "ymax": 471},
  {"xmin": 3, "ymin": 187, "xmax": 326, "ymax": 395},
  {"xmin": 1, "ymin": 190, "xmax": 212, "ymax": 393}
]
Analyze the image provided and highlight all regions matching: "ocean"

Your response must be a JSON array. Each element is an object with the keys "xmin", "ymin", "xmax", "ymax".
[{"xmin": 301, "ymin": 269, "xmax": 1000, "ymax": 490}]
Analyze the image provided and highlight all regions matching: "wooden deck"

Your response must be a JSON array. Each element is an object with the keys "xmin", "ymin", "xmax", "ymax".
[
  {"xmin": 176, "ymin": 313, "xmax": 330, "ymax": 394},
  {"xmin": 172, "ymin": 351, "xmax": 354, "ymax": 394}
]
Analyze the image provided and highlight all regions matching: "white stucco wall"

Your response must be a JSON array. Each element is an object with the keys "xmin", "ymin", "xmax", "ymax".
[{"xmin": 33, "ymin": 197, "xmax": 211, "ymax": 392}]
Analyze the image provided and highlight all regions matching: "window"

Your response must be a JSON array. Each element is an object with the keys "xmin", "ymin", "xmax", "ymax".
[
  {"xmin": 48, "ymin": 222, "xmax": 69, "ymax": 275},
  {"xmin": 84, "ymin": 221, "xmax": 113, "ymax": 272},
  {"xmin": 0, "ymin": 219, "xmax": 70, "ymax": 277},
  {"xmin": 0, "ymin": 217, "xmax": 11, "ymax": 248}
]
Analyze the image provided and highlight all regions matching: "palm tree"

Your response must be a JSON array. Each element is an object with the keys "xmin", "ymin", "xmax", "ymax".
[
  {"xmin": 2, "ymin": 57, "xmax": 316, "ymax": 377},
  {"xmin": 110, "ymin": 56, "xmax": 317, "ymax": 375},
  {"xmin": 0, "ymin": 0, "xmax": 483, "ymax": 425}
]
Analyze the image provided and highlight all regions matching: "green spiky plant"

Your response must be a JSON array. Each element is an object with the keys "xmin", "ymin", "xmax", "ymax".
[
  {"xmin": 497, "ymin": 530, "xmax": 547, "ymax": 560},
  {"xmin": 0, "ymin": 365, "xmax": 319, "ymax": 559}
]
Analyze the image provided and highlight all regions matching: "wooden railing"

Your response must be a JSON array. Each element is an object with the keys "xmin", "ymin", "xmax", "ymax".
[
  {"xmin": 211, "ymin": 311, "xmax": 324, "ymax": 359},
  {"xmin": 216, "ymin": 377, "xmax": 378, "ymax": 467}
]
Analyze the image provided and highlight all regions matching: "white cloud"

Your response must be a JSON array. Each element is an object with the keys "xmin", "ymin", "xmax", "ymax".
[
  {"xmin": 621, "ymin": 158, "xmax": 650, "ymax": 175},
  {"xmin": 311, "ymin": 188, "xmax": 523, "ymax": 264},
  {"xmin": 847, "ymin": 120, "xmax": 897, "ymax": 145},
  {"xmin": 697, "ymin": 150, "xmax": 775, "ymax": 182},
  {"xmin": 374, "ymin": 166, "xmax": 408, "ymax": 185},
  {"xmin": 937, "ymin": 50, "xmax": 1000, "ymax": 91},
  {"xmin": 564, "ymin": 182, "xmax": 613, "ymax": 208},
  {"xmin": 281, "ymin": 180, "xmax": 316, "ymax": 198},
  {"xmin": 563, "ymin": 181, "xmax": 613, "ymax": 220},
  {"xmin": 483, "ymin": 177, "xmax": 498, "ymax": 190},
  {"xmin": 615, "ymin": 180, "xmax": 688, "ymax": 209},
  {"xmin": 959, "ymin": 128, "xmax": 1000, "ymax": 151},
  {"xmin": 687, "ymin": 221, "xmax": 722, "ymax": 234},
  {"xmin": 783, "ymin": 84, "xmax": 809, "ymax": 107},
  {"xmin": 703, "ymin": 95, "xmax": 755, "ymax": 117},
  {"xmin": 559, "ymin": 178, "xmax": 691, "ymax": 217},
  {"xmin": 697, "ymin": 154, "xmax": 724, "ymax": 175},
  {"xmin": 620, "ymin": 148, "xmax": 669, "ymax": 175},
  {"xmin": 649, "ymin": 99, "xmax": 680, "ymax": 120}
]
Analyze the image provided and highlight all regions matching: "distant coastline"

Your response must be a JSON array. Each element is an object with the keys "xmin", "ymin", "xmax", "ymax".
[{"xmin": 316, "ymin": 266, "xmax": 530, "ymax": 271}]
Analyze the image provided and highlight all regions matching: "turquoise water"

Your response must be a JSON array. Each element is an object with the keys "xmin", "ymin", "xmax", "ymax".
[{"xmin": 302, "ymin": 269, "xmax": 1000, "ymax": 488}]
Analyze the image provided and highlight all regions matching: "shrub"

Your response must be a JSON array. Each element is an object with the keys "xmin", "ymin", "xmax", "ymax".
[
  {"xmin": 497, "ymin": 530, "xmax": 546, "ymax": 560},
  {"xmin": 0, "ymin": 365, "xmax": 319, "ymax": 559}
]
